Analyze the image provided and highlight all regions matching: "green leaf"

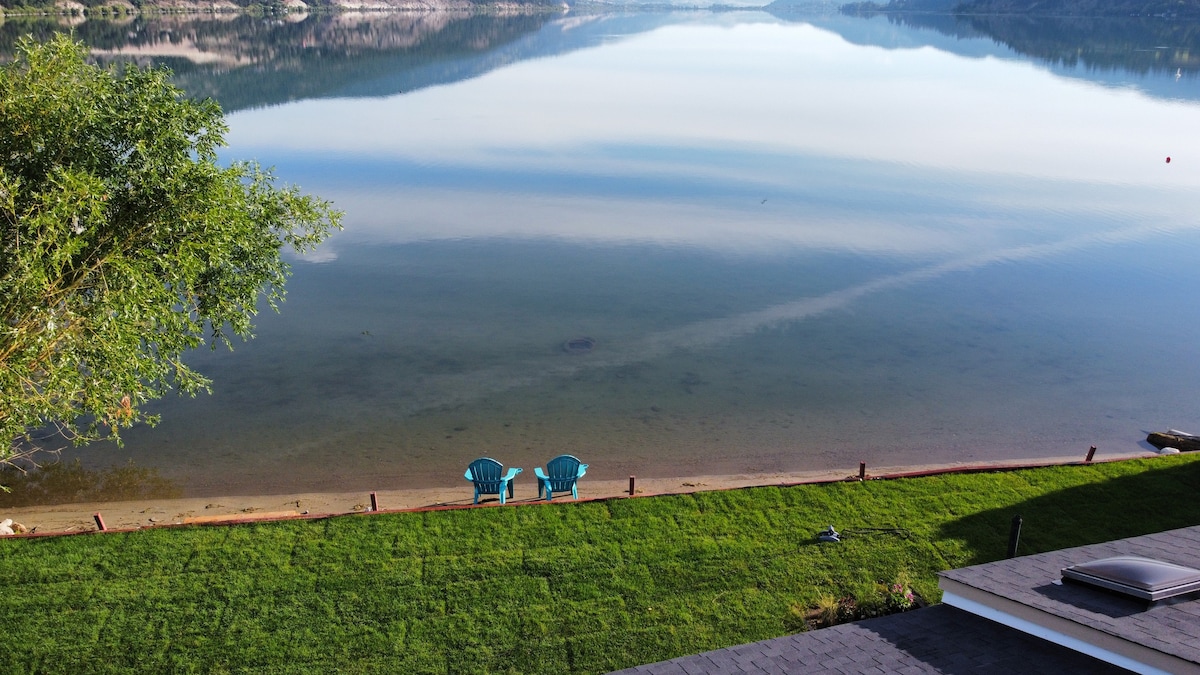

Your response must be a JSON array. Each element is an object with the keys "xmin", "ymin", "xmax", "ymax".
[{"xmin": 0, "ymin": 35, "xmax": 342, "ymax": 463}]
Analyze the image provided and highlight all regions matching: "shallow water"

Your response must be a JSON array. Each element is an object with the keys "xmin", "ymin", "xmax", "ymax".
[{"xmin": 25, "ymin": 10, "xmax": 1200, "ymax": 498}]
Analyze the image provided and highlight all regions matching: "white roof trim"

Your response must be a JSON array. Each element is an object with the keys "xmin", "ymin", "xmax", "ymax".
[{"xmin": 940, "ymin": 584, "xmax": 1192, "ymax": 675}]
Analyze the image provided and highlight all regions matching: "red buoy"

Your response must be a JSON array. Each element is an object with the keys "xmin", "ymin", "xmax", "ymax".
[{"xmin": 1166, "ymin": 156, "xmax": 1172, "ymax": 163}]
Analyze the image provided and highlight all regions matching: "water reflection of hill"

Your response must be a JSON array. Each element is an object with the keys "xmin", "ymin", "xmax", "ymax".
[
  {"xmin": 0, "ymin": 11, "xmax": 684, "ymax": 111},
  {"xmin": 1, "ymin": 12, "xmax": 560, "ymax": 111},
  {"xmin": 3, "ymin": 9, "xmax": 1196, "ymax": 110},
  {"xmin": 902, "ymin": 12, "xmax": 1200, "ymax": 76},
  {"xmin": 171, "ymin": 13, "xmax": 558, "ymax": 111},
  {"xmin": 776, "ymin": 8, "xmax": 1200, "ymax": 100}
]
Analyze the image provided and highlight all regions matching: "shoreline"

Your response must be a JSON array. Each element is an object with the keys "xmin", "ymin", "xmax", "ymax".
[{"xmin": 0, "ymin": 448, "xmax": 1156, "ymax": 535}]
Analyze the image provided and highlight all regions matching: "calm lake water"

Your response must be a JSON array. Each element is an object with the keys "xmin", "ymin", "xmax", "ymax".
[{"xmin": 15, "ymin": 9, "xmax": 1200, "ymax": 498}]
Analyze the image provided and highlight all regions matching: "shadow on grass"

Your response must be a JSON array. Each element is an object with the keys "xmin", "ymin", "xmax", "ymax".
[{"xmin": 937, "ymin": 458, "xmax": 1200, "ymax": 566}]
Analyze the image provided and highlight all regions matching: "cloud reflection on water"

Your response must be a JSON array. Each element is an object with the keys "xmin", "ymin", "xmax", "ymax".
[
  {"xmin": 229, "ymin": 21, "xmax": 1200, "ymax": 179},
  {"xmin": 368, "ymin": 214, "xmax": 1197, "ymax": 418},
  {"xmin": 233, "ymin": 14, "xmax": 1200, "ymax": 415},
  {"xmin": 230, "ymin": 18, "xmax": 1199, "ymax": 261},
  {"xmin": 93, "ymin": 13, "xmax": 1200, "ymax": 496}
]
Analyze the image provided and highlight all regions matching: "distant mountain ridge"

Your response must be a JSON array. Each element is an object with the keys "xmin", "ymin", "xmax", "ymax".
[
  {"xmin": 5, "ymin": 8, "xmax": 1195, "ymax": 111},
  {"xmin": 0, "ymin": 0, "xmax": 561, "ymax": 13},
  {"xmin": 957, "ymin": 0, "xmax": 1200, "ymax": 15},
  {"xmin": 842, "ymin": 0, "xmax": 1200, "ymax": 16}
]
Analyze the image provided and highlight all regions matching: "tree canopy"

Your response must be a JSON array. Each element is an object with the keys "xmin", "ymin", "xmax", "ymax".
[{"xmin": 0, "ymin": 36, "xmax": 341, "ymax": 464}]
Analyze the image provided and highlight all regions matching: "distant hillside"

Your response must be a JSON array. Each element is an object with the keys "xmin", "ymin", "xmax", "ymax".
[
  {"xmin": 843, "ymin": 0, "xmax": 1200, "ymax": 16},
  {"xmin": 840, "ymin": 0, "xmax": 957, "ymax": 10},
  {"xmin": 0, "ymin": 0, "xmax": 562, "ymax": 13},
  {"xmin": 958, "ymin": 0, "xmax": 1200, "ymax": 15}
]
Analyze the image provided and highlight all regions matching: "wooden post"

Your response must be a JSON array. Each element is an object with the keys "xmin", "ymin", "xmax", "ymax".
[
  {"xmin": 93, "ymin": 513, "xmax": 107, "ymax": 532},
  {"xmin": 1007, "ymin": 515, "xmax": 1023, "ymax": 558},
  {"xmin": 629, "ymin": 475, "xmax": 636, "ymax": 496},
  {"xmin": 1085, "ymin": 446, "xmax": 1097, "ymax": 463},
  {"xmin": 858, "ymin": 461, "xmax": 866, "ymax": 481},
  {"xmin": 369, "ymin": 492, "xmax": 379, "ymax": 512}
]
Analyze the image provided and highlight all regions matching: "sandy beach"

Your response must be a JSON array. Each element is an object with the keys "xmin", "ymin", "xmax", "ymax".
[{"xmin": 0, "ymin": 448, "xmax": 1155, "ymax": 536}]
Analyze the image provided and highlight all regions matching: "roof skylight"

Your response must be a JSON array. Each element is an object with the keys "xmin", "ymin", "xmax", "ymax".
[{"xmin": 1061, "ymin": 556, "xmax": 1200, "ymax": 602}]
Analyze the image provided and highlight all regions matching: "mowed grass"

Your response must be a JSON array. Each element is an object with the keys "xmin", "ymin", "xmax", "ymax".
[{"xmin": 3, "ymin": 454, "xmax": 1200, "ymax": 674}]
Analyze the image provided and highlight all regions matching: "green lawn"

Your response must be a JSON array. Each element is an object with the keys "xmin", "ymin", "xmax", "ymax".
[{"xmin": 3, "ymin": 454, "xmax": 1200, "ymax": 674}]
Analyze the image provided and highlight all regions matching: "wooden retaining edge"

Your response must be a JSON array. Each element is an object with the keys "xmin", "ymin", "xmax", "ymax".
[{"xmin": 2, "ymin": 451, "xmax": 1176, "ymax": 538}]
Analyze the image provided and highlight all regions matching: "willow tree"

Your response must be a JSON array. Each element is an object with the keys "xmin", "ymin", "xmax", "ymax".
[{"xmin": 0, "ymin": 36, "xmax": 341, "ymax": 464}]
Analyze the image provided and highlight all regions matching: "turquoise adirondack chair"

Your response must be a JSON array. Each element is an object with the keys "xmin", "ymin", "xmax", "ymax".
[
  {"xmin": 464, "ymin": 458, "xmax": 522, "ymax": 505},
  {"xmin": 534, "ymin": 455, "xmax": 588, "ymax": 501}
]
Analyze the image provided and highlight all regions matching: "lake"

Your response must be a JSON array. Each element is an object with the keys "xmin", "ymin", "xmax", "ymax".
[{"xmin": 10, "ymin": 8, "xmax": 1200, "ymax": 498}]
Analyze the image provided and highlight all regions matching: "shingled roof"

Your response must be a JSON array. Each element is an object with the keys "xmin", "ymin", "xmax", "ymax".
[
  {"xmin": 941, "ymin": 524, "xmax": 1200, "ymax": 673},
  {"xmin": 612, "ymin": 525, "xmax": 1200, "ymax": 674}
]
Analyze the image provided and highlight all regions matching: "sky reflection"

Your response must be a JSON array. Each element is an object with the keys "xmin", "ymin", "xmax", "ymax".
[
  {"xmin": 52, "ymin": 11, "xmax": 1200, "ymax": 497},
  {"xmin": 229, "ymin": 16, "xmax": 1200, "ymax": 260}
]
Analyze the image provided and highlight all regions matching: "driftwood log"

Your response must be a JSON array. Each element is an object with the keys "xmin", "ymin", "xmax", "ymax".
[{"xmin": 1146, "ymin": 431, "xmax": 1200, "ymax": 453}]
